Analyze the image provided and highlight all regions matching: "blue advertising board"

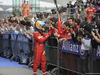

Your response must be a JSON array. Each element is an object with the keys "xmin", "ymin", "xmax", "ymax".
[
  {"xmin": 95, "ymin": 45, "xmax": 100, "ymax": 59},
  {"xmin": 61, "ymin": 40, "xmax": 87, "ymax": 56}
]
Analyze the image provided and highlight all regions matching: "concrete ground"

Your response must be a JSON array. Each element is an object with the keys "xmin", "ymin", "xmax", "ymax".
[
  {"xmin": 0, "ymin": 67, "xmax": 51, "ymax": 75},
  {"xmin": 0, "ymin": 57, "xmax": 51, "ymax": 75}
]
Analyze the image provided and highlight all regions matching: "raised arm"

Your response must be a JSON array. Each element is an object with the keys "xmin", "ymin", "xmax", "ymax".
[{"xmin": 33, "ymin": 32, "xmax": 49, "ymax": 42}]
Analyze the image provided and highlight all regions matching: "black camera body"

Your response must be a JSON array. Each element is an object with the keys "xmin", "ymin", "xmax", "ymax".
[
  {"xmin": 51, "ymin": 6, "xmax": 67, "ymax": 14},
  {"xmin": 58, "ymin": 6, "xmax": 67, "ymax": 13},
  {"xmin": 37, "ymin": 13, "xmax": 43, "ymax": 19},
  {"xmin": 51, "ymin": 9, "xmax": 57, "ymax": 14}
]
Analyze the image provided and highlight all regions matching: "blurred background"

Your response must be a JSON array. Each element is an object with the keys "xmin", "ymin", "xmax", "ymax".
[{"xmin": 0, "ymin": 0, "xmax": 86, "ymax": 18}]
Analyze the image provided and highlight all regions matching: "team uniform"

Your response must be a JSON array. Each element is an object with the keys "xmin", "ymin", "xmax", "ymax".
[
  {"xmin": 52, "ymin": 14, "xmax": 71, "ymax": 39},
  {"xmin": 25, "ymin": 26, "xmax": 35, "ymax": 63},
  {"xmin": 33, "ymin": 21, "xmax": 52, "ymax": 75},
  {"xmin": 26, "ymin": 3, "xmax": 31, "ymax": 16},
  {"xmin": 16, "ymin": 29, "xmax": 28, "ymax": 64},
  {"xmin": 22, "ymin": 3, "xmax": 26, "ymax": 16},
  {"xmin": 86, "ymin": 7, "xmax": 96, "ymax": 22},
  {"xmin": 58, "ymin": 30, "xmax": 71, "ymax": 38},
  {"xmin": 10, "ymin": 26, "xmax": 19, "ymax": 60},
  {"xmin": 2, "ymin": 28, "xmax": 10, "ymax": 57}
]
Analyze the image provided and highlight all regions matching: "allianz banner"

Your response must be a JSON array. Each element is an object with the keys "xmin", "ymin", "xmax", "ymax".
[
  {"xmin": 61, "ymin": 40, "xmax": 87, "ymax": 56},
  {"xmin": 95, "ymin": 45, "xmax": 100, "ymax": 59}
]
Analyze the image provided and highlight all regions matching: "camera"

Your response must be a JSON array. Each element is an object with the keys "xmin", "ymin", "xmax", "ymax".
[
  {"xmin": 43, "ymin": 12, "xmax": 50, "ymax": 18},
  {"xmin": 91, "ymin": 25, "xmax": 98, "ymax": 33},
  {"xmin": 37, "ymin": 12, "xmax": 43, "ymax": 19},
  {"xmin": 51, "ymin": 9, "xmax": 57, "ymax": 14},
  {"xmin": 51, "ymin": 6, "xmax": 67, "ymax": 14},
  {"xmin": 58, "ymin": 6, "xmax": 67, "ymax": 13}
]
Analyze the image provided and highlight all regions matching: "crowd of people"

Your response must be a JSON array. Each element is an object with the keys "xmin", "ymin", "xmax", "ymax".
[
  {"xmin": 67, "ymin": 0, "xmax": 100, "ymax": 22},
  {"xmin": 0, "ymin": 16, "xmax": 35, "ymax": 63},
  {"xmin": 0, "ymin": 0, "xmax": 100, "ymax": 75}
]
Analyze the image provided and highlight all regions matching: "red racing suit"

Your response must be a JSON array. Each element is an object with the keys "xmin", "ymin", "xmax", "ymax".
[
  {"xmin": 52, "ymin": 27, "xmax": 71, "ymax": 38},
  {"xmin": 33, "ymin": 30, "xmax": 51, "ymax": 74},
  {"xmin": 86, "ymin": 7, "xmax": 96, "ymax": 22},
  {"xmin": 53, "ymin": 14, "xmax": 71, "ymax": 38}
]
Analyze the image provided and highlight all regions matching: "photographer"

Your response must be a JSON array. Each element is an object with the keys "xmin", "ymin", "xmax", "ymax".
[
  {"xmin": 79, "ymin": 22, "xmax": 99, "ymax": 50},
  {"xmin": 91, "ymin": 29, "xmax": 100, "ymax": 43},
  {"xmin": 80, "ymin": 25, "xmax": 92, "ymax": 50}
]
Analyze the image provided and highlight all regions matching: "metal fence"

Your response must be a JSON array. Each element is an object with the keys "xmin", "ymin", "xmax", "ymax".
[
  {"xmin": 45, "ymin": 37, "xmax": 100, "ymax": 75},
  {"xmin": 0, "ymin": 33, "xmax": 34, "ymax": 64},
  {"xmin": 0, "ymin": 33, "xmax": 100, "ymax": 75},
  {"xmin": 53, "ymin": 8, "xmax": 100, "ymax": 22}
]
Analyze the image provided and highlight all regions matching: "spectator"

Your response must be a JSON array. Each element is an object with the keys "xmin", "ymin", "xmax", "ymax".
[
  {"xmin": 91, "ymin": 29, "xmax": 100, "ymax": 43},
  {"xmin": 68, "ymin": 17, "xmax": 75, "ymax": 26},
  {"xmin": 81, "ymin": 25, "xmax": 92, "ymax": 50},
  {"xmin": 68, "ymin": 17, "xmax": 79, "ymax": 32},
  {"xmin": 1, "ymin": 3, "xmax": 100, "ymax": 74},
  {"xmin": 74, "ymin": 0, "xmax": 79, "ymax": 13},
  {"xmin": 79, "ymin": 0, "xmax": 84, "ymax": 10},
  {"xmin": 50, "ymin": 17, "xmax": 58, "ymax": 30},
  {"xmin": 67, "ymin": 1, "xmax": 74, "ymax": 14},
  {"xmin": 31, "ymin": 13, "xmax": 38, "ymax": 26},
  {"xmin": 13, "ymin": 9, "xmax": 17, "ymax": 17},
  {"xmin": 85, "ymin": 3, "xmax": 90, "ymax": 11},
  {"xmin": 94, "ymin": 0, "xmax": 98, "ymax": 6},
  {"xmin": 91, "ymin": 21, "xmax": 100, "ymax": 43},
  {"xmin": 75, "ymin": 13, "xmax": 81, "ymax": 25},
  {"xmin": 87, "ymin": 0, "xmax": 91, "ymax": 3},
  {"xmin": 25, "ymin": 21, "xmax": 35, "ymax": 34},
  {"xmin": 44, "ymin": 13, "xmax": 52, "ymax": 26},
  {"xmin": 95, "ymin": 0, "xmax": 100, "ymax": 19},
  {"xmin": 77, "ymin": 0, "xmax": 84, "ymax": 13},
  {"xmin": 13, "ymin": 20, "xmax": 18, "ymax": 28},
  {"xmin": 90, "ymin": 0, "xmax": 95, "ymax": 5},
  {"xmin": 54, "ymin": 21, "xmax": 72, "ymax": 42},
  {"xmin": 86, "ymin": 3, "xmax": 96, "ymax": 22},
  {"xmin": 84, "ymin": 3, "xmax": 90, "ymax": 21}
]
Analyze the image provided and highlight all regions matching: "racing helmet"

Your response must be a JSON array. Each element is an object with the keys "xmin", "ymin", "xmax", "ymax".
[{"xmin": 35, "ymin": 21, "xmax": 46, "ymax": 31}]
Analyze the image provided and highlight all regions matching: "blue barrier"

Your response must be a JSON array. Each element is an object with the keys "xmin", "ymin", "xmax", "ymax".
[
  {"xmin": 95, "ymin": 45, "xmax": 100, "ymax": 59},
  {"xmin": 0, "ymin": 33, "xmax": 34, "ymax": 64},
  {"xmin": 61, "ymin": 40, "xmax": 87, "ymax": 56}
]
